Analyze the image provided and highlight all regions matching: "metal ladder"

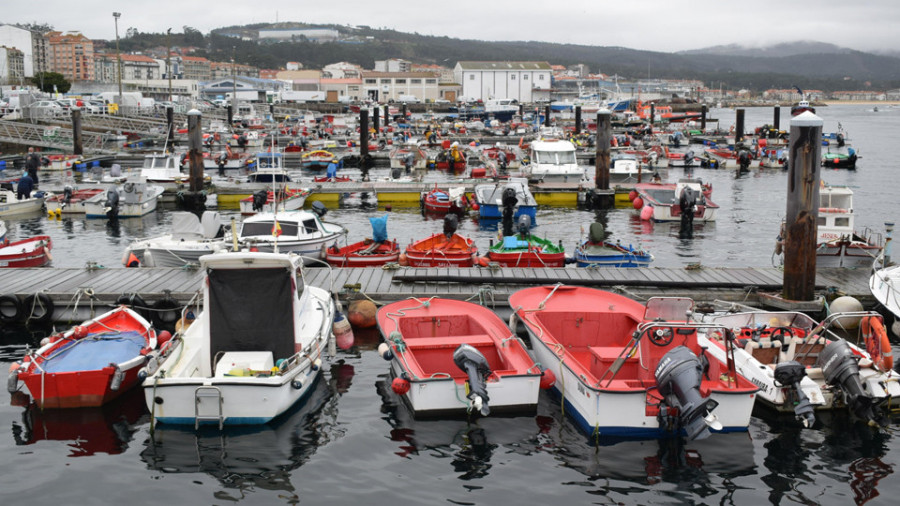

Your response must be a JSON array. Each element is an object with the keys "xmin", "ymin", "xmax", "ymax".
[{"xmin": 194, "ymin": 386, "xmax": 224, "ymax": 429}]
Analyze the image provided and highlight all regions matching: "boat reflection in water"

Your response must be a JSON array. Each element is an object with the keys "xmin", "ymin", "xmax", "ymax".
[
  {"xmin": 11, "ymin": 388, "xmax": 147, "ymax": 457},
  {"xmin": 139, "ymin": 362, "xmax": 348, "ymax": 496}
]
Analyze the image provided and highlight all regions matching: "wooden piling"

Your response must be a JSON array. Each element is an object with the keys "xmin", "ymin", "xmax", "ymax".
[
  {"xmin": 595, "ymin": 110, "xmax": 611, "ymax": 191},
  {"xmin": 773, "ymin": 106, "xmax": 781, "ymax": 131},
  {"xmin": 226, "ymin": 105, "xmax": 233, "ymax": 126},
  {"xmin": 71, "ymin": 108, "xmax": 83, "ymax": 156},
  {"xmin": 575, "ymin": 106, "xmax": 582, "ymax": 135},
  {"xmin": 360, "ymin": 109, "xmax": 370, "ymax": 180},
  {"xmin": 735, "ymin": 109, "xmax": 745, "ymax": 148},
  {"xmin": 700, "ymin": 105, "xmax": 707, "ymax": 132},
  {"xmin": 783, "ymin": 111, "xmax": 823, "ymax": 301},
  {"xmin": 165, "ymin": 107, "xmax": 174, "ymax": 153},
  {"xmin": 649, "ymin": 104, "xmax": 655, "ymax": 135},
  {"xmin": 383, "ymin": 105, "xmax": 389, "ymax": 126},
  {"xmin": 544, "ymin": 105, "xmax": 551, "ymax": 127},
  {"xmin": 187, "ymin": 109, "xmax": 204, "ymax": 192},
  {"xmin": 373, "ymin": 106, "xmax": 380, "ymax": 133}
]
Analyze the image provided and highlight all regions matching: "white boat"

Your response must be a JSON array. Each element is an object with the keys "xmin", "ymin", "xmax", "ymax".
[
  {"xmin": 520, "ymin": 139, "xmax": 585, "ymax": 182},
  {"xmin": 238, "ymin": 204, "xmax": 346, "ymax": 264},
  {"xmin": 82, "ymin": 181, "xmax": 165, "ymax": 219},
  {"xmin": 140, "ymin": 153, "xmax": 186, "ymax": 183},
  {"xmin": 634, "ymin": 179, "xmax": 718, "ymax": 222},
  {"xmin": 0, "ymin": 189, "xmax": 46, "ymax": 217},
  {"xmin": 122, "ymin": 211, "xmax": 229, "ymax": 267},
  {"xmin": 869, "ymin": 253, "xmax": 900, "ymax": 333},
  {"xmin": 389, "ymin": 143, "xmax": 428, "ymax": 171},
  {"xmin": 696, "ymin": 304, "xmax": 899, "ymax": 426},
  {"xmin": 142, "ymin": 250, "xmax": 335, "ymax": 427},
  {"xmin": 608, "ymin": 153, "xmax": 642, "ymax": 185},
  {"xmin": 0, "ymin": 220, "xmax": 6, "ymax": 244},
  {"xmin": 816, "ymin": 185, "xmax": 882, "ymax": 268},
  {"xmin": 248, "ymin": 152, "xmax": 292, "ymax": 183}
]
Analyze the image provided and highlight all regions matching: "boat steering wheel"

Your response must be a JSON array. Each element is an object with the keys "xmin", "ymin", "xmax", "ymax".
[
  {"xmin": 768, "ymin": 326, "xmax": 794, "ymax": 344},
  {"xmin": 646, "ymin": 326, "xmax": 674, "ymax": 347}
]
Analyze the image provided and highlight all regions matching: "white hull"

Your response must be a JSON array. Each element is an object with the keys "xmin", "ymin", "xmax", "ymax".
[
  {"xmin": 649, "ymin": 204, "xmax": 718, "ymax": 222},
  {"xmin": 126, "ymin": 240, "xmax": 229, "ymax": 267},
  {"xmin": 870, "ymin": 262, "xmax": 900, "ymax": 320},
  {"xmin": 82, "ymin": 184, "xmax": 164, "ymax": 219},
  {"xmin": 239, "ymin": 195, "xmax": 308, "ymax": 215},
  {"xmin": 0, "ymin": 191, "xmax": 45, "ymax": 216}
]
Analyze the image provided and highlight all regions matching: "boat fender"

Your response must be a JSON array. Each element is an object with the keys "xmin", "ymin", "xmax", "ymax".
[
  {"xmin": 22, "ymin": 293, "xmax": 54, "ymax": 325},
  {"xmin": 0, "ymin": 294, "xmax": 23, "ymax": 324},
  {"xmin": 391, "ymin": 376, "xmax": 411, "ymax": 395},
  {"xmin": 377, "ymin": 342, "xmax": 394, "ymax": 360},
  {"xmin": 312, "ymin": 358, "xmax": 322, "ymax": 371},
  {"xmin": 7, "ymin": 363, "xmax": 19, "ymax": 393},
  {"xmin": 862, "ymin": 316, "xmax": 893, "ymax": 371},
  {"xmin": 539, "ymin": 368, "xmax": 556, "ymax": 389},
  {"xmin": 109, "ymin": 365, "xmax": 125, "ymax": 391},
  {"xmin": 291, "ymin": 378, "xmax": 304, "ymax": 390},
  {"xmin": 116, "ymin": 293, "xmax": 150, "ymax": 320},
  {"xmin": 333, "ymin": 311, "xmax": 355, "ymax": 350}
]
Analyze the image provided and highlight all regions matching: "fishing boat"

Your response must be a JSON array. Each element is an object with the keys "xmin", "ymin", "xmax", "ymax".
[
  {"xmin": 239, "ymin": 187, "xmax": 311, "ymax": 216},
  {"xmin": 822, "ymin": 148, "xmax": 858, "ymax": 169},
  {"xmin": 608, "ymin": 153, "xmax": 643, "ymax": 185},
  {"xmin": 405, "ymin": 215, "xmax": 478, "ymax": 267},
  {"xmin": 9, "ymin": 305, "xmax": 161, "ymax": 408},
  {"xmin": 816, "ymin": 184, "xmax": 882, "ymax": 268},
  {"xmin": 45, "ymin": 187, "xmax": 105, "ymax": 214},
  {"xmin": 0, "ymin": 235, "xmax": 52, "ymax": 268},
  {"xmin": 433, "ymin": 142, "xmax": 467, "ymax": 173},
  {"xmin": 633, "ymin": 179, "xmax": 719, "ymax": 222},
  {"xmin": 0, "ymin": 188, "xmax": 46, "ymax": 217},
  {"xmin": 574, "ymin": 223, "xmax": 653, "ymax": 267},
  {"xmin": 389, "ymin": 143, "xmax": 428, "ymax": 171},
  {"xmin": 326, "ymin": 214, "xmax": 401, "ymax": 267},
  {"xmin": 300, "ymin": 150, "xmax": 337, "ymax": 171},
  {"xmin": 420, "ymin": 185, "xmax": 468, "ymax": 215},
  {"xmin": 480, "ymin": 143, "xmax": 520, "ymax": 171},
  {"xmin": 82, "ymin": 181, "xmax": 165, "ymax": 219},
  {"xmin": 473, "ymin": 177, "xmax": 537, "ymax": 223},
  {"xmin": 121, "ymin": 211, "xmax": 228, "ymax": 268},
  {"xmin": 247, "ymin": 152, "xmax": 292, "ymax": 183},
  {"xmin": 237, "ymin": 202, "xmax": 346, "ymax": 264},
  {"xmin": 695, "ymin": 303, "xmax": 899, "ymax": 426},
  {"xmin": 141, "ymin": 250, "xmax": 335, "ymax": 427},
  {"xmin": 375, "ymin": 297, "xmax": 542, "ymax": 417},
  {"xmin": 487, "ymin": 224, "xmax": 565, "ymax": 267},
  {"xmin": 520, "ymin": 138, "xmax": 584, "ymax": 182},
  {"xmin": 509, "ymin": 286, "xmax": 759, "ymax": 440},
  {"xmin": 139, "ymin": 153, "xmax": 188, "ymax": 183}
]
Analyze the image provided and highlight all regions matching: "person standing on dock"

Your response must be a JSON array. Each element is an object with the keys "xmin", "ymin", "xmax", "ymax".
[{"xmin": 25, "ymin": 147, "xmax": 40, "ymax": 187}]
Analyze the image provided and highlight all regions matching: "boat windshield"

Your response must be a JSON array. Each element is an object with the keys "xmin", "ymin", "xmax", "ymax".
[
  {"xmin": 242, "ymin": 221, "xmax": 299, "ymax": 237},
  {"xmin": 644, "ymin": 297, "xmax": 694, "ymax": 321},
  {"xmin": 535, "ymin": 150, "xmax": 576, "ymax": 165}
]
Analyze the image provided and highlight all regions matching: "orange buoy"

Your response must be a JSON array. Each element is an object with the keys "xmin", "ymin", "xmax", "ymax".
[
  {"xmin": 628, "ymin": 190, "xmax": 638, "ymax": 201},
  {"xmin": 632, "ymin": 197, "xmax": 644, "ymax": 210},
  {"xmin": 398, "ymin": 253, "xmax": 409, "ymax": 266},
  {"xmin": 72, "ymin": 325, "xmax": 88, "ymax": 339},
  {"xmin": 348, "ymin": 299, "xmax": 377, "ymax": 329},
  {"xmin": 391, "ymin": 377, "xmax": 411, "ymax": 395},
  {"xmin": 862, "ymin": 316, "xmax": 894, "ymax": 371},
  {"xmin": 475, "ymin": 256, "xmax": 490, "ymax": 267},
  {"xmin": 157, "ymin": 330, "xmax": 173, "ymax": 347},
  {"xmin": 539, "ymin": 368, "xmax": 556, "ymax": 389}
]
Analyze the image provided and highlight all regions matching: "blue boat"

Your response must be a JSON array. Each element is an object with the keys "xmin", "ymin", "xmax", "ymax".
[
  {"xmin": 574, "ymin": 223, "xmax": 653, "ymax": 267},
  {"xmin": 473, "ymin": 177, "xmax": 537, "ymax": 223}
]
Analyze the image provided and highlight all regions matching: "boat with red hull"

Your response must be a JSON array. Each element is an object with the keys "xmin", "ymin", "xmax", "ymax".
[
  {"xmin": 421, "ymin": 185, "xmax": 468, "ymax": 215},
  {"xmin": 9, "ymin": 306, "xmax": 165, "ymax": 409},
  {"xmin": 0, "ymin": 236, "xmax": 52, "ymax": 267},
  {"xmin": 326, "ymin": 239, "xmax": 401, "ymax": 267},
  {"xmin": 45, "ymin": 188, "xmax": 105, "ymax": 214},
  {"xmin": 405, "ymin": 232, "xmax": 477, "ymax": 267}
]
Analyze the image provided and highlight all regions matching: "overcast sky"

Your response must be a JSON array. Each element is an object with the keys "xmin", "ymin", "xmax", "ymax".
[{"xmin": 6, "ymin": 0, "xmax": 900, "ymax": 53}]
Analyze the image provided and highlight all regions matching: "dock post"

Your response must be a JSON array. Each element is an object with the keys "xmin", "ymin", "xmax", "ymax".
[
  {"xmin": 187, "ymin": 109, "xmax": 204, "ymax": 192},
  {"xmin": 226, "ymin": 105, "xmax": 233, "ymax": 127},
  {"xmin": 71, "ymin": 107, "xmax": 83, "ymax": 156},
  {"xmin": 649, "ymin": 104, "xmax": 655, "ymax": 135},
  {"xmin": 591, "ymin": 109, "xmax": 614, "ymax": 208},
  {"xmin": 735, "ymin": 109, "xmax": 745, "ymax": 148},
  {"xmin": 383, "ymin": 104, "xmax": 389, "ymax": 127},
  {"xmin": 575, "ymin": 105, "xmax": 582, "ymax": 135},
  {"xmin": 165, "ymin": 106, "xmax": 174, "ymax": 153},
  {"xmin": 700, "ymin": 105, "xmax": 707, "ymax": 132},
  {"xmin": 782, "ymin": 111, "xmax": 823, "ymax": 301},
  {"xmin": 360, "ymin": 108, "xmax": 370, "ymax": 181},
  {"xmin": 544, "ymin": 105, "xmax": 551, "ymax": 127},
  {"xmin": 773, "ymin": 106, "xmax": 781, "ymax": 132},
  {"xmin": 373, "ymin": 105, "xmax": 380, "ymax": 134}
]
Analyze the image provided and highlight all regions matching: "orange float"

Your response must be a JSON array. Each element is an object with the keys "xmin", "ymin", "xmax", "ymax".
[{"xmin": 862, "ymin": 316, "xmax": 894, "ymax": 371}]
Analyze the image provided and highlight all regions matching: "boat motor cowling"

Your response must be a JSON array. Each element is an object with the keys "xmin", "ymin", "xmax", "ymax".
[
  {"xmin": 654, "ymin": 345, "xmax": 720, "ymax": 440},
  {"xmin": 251, "ymin": 190, "xmax": 267, "ymax": 212},
  {"xmin": 516, "ymin": 215, "xmax": 532, "ymax": 237},
  {"xmin": 453, "ymin": 343, "xmax": 492, "ymax": 416},
  {"xmin": 311, "ymin": 200, "xmax": 328, "ymax": 218},
  {"xmin": 105, "ymin": 188, "xmax": 120, "ymax": 220},
  {"xmin": 819, "ymin": 339, "xmax": 882, "ymax": 424},
  {"xmin": 502, "ymin": 187, "xmax": 518, "ymax": 208},
  {"xmin": 63, "ymin": 185, "xmax": 74, "ymax": 204},
  {"xmin": 443, "ymin": 213, "xmax": 459, "ymax": 238},
  {"xmin": 773, "ymin": 361, "xmax": 816, "ymax": 427}
]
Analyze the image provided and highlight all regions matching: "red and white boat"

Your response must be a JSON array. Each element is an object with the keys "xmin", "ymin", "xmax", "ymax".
[
  {"xmin": 326, "ymin": 239, "xmax": 401, "ymax": 267},
  {"xmin": 509, "ymin": 286, "xmax": 758, "ymax": 440},
  {"xmin": 239, "ymin": 187, "xmax": 310, "ymax": 215},
  {"xmin": 9, "ymin": 305, "xmax": 166, "ymax": 409},
  {"xmin": 45, "ymin": 187, "xmax": 105, "ymax": 214},
  {"xmin": 0, "ymin": 236, "xmax": 52, "ymax": 268},
  {"xmin": 816, "ymin": 184, "xmax": 882, "ymax": 268},
  {"xmin": 405, "ymin": 217, "xmax": 478, "ymax": 268},
  {"xmin": 376, "ymin": 297, "xmax": 543, "ymax": 416},
  {"xmin": 312, "ymin": 175, "xmax": 352, "ymax": 183},
  {"xmin": 633, "ymin": 179, "xmax": 718, "ymax": 222},
  {"xmin": 420, "ymin": 185, "xmax": 468, "ymax": 215}
]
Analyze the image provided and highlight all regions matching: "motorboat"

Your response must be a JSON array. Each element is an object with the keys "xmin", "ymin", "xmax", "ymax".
[
  {"xmin": 869, "ymin": 253, "xmax": 900, "ymax": 334},
  {"xmin": 300, "ymin": 150, "xmax": 337, "ymax": 171},
  {"xmin": 10, "ymin": 306, "xmax": 161, "ymax": 408},
  {"xmin": 405, "ymin": 215, "xmax": 477, "ymax": 267},
  {"xmin": 821, "ymin": 148, "xmax": 858, "ymax": 169},
  {"xmin": 633, "ymin": 179, "xmax": 718, "ymax": 222},
  {"xmin": 0, "ymin": 188, "xmax": 46, "ymax": 217},
  {"xmin": 82, "ymin": 181, "xmax": 165, "ymax": 219},
  {"xmin": 520, "ymin": 138, "xmax": 585, "ymax": 182},
  {"xmin": 142, "ymin": 250, "xmax": 335, "ymax": 427},
  {"xmin": 816, "ymin": 184, "xmax": 881, "ymax": 268},
  {"xmin": 376, "ymin": 297, "xmax": 542, "ymax": 416},
  {"xmin": 247, "ymin": 152, "xmax": 292, "ymax": 183},
  {"xmin": 122, "ymin": 211, "xmax": 229, "ymax": 268},
  {"xmin": 326, "ymin": 214, "xmax": 400, "ymax": 267},
  {"xmin": 473, "ymin": 177, "xmax": 537, "ymax": 223},
  {"xmin": 237, "ymin": 202, "xmax": 346, "ymax": 264},
  {"xmin": 420, "ymin": 185, "xmax": 468, "ymax": 216},
  {"xmin": 0, "ymin": 235, "xmax": 52, "ymax": 268},
  {"xmin": 486, "ymin": 214, "xmax": 565, "ymax": 268},
  {"xmin": 45, "ymin": 187, "xmax": 104, "ymax": 215},
  {"xmin": 389, "ymin": 143, "xmax": 428, "ymax": 171},
  {"xmin": 574, "ymin": 223, "xmax": 653, "ymax": 268},
  {"xmin": 608, "ymin": 153, "xmax": 642, "ymax": 185},
  {"xmin": 509, "ymin": 286, "xmax": 758, "ymax": 440},
  {"xmin": 239, "ymin": 187, "xmax": 311, "ymax": 216}
]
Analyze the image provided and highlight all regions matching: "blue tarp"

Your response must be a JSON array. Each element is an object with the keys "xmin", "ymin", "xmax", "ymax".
[
  {"xmin": 370, "ymin": 214, "xmax": 389, "ymax": 243},
  {"xmin": 41, "ymin": 331, "xmax": 146, "ymax": 373}
]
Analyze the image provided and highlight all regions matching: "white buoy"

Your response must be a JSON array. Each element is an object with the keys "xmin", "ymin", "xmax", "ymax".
[
  {"xmin": 892, "ymin": 320, "xmax": 900, "ymax": 338},
  {"xmin": 830, "ymin": 296, "xmax": 864, "ymax": 329}
]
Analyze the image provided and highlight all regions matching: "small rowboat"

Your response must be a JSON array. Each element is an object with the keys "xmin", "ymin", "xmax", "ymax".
[
  {"xmin": 405, "ymin": 233, "xmax": 477, "ymax": 267},
  {"xmin": 300, "ymin": 150, "xmax": 337, "ymax": 171},
  {"xmin": 9, "ymin": 306, "xmax": 165, "ymax": 408},
  {"xmin": 326, "ymin": 239, "xmax": 401, "ymax": 267},
  {"xmin": 488, "ymin": 234, "xmax": 565, "ymax": 267},
  {"xmin": 0, "ymin": 236, "xmax": 52, "ymax": 268},
  {"xmin": 45, "ymin": 188, "xmax": 105, "ymax": 214},
  {"xmin": 421, "ymin": 185, "xmax": 467, "ymax": 215}
]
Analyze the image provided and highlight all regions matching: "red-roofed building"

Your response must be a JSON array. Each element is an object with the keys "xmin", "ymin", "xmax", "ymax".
[
  {"xmin": 177, "ymin": 55, "xmax": 211, "ymax": 81},
  {"xmin": 46, "ymin": 31, "xmax": 94, "ymax": 82}
]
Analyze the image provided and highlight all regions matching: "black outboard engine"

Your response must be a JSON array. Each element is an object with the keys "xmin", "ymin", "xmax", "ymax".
[
  {"xmin": 404, "ymin": 153, "xmax": 415, "ymax": 174},
  {"xmin": 497, "ymin": 150, "xmax": 508, "ymax": 172},
  {"xmin": 655, "ymin": 345, "xmax": 720, "ymax": 440},
  {"xmin": 773, "ymin": 361, "xmax": 816, "ymax": 427},
  {"xmin": 453, "ymin": 344, "xmax": 492, "ymax": 416},
  {"xmin": 311, "ymin": 200, "xmax": 328, "ymax": 218},
  {"xmin": 63, "ymin": 185, "xmax": 74, "ymax": 204},
  {"xmin": 819, "ymin": 340, "xmax": 883, "ymax": 424},
  {"xmin": 251, "ymin": 190, "xmax": 268, "ymax": 212},
  {"xmin": 391, "ymin": 167, "xmax": 403, "ymax": 180},
  {"xmin": 500, "ymin": 187, "xmax": 518, "ymax": 237},
  {"xmin": 679, "ymin": 186, "xmax": 696, "ymax": 239},
  {"xmin": 443, "ymin": 213, "xmax": 459, "ymax": 239},
  {"xmin": 738, "ymin": 149, "xmax": 752, "ymax": 172},
  {"xmin": 516, "ymin": 215, "xmax": 532, "ymax": 238},
  {"xmin": 105, "ymin": 188, "xmax": 120, "ymax": 220}
]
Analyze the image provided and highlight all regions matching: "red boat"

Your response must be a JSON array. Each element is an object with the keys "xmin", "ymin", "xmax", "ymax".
[
  {"xmin": 421, "ymin": 185, "xmax": 468, "ymax": 215},
  {"xmin": 45, "ymin": 188, "xmax": 105, "ymax": 214},
  {"xmin": 326, "ymin": 239, "xmax": 401, "ymax": 267},
  {"xmin": 0, "ymin": 236, "xmax": 52, "ymax": 268},
  {"xmin": 10, "ymin": 306, "xmax": 168, "ymax": 409},
  {"xmin": 405, "ymin": 233, "xmax": 478, "ymax": 267},
  {"xmin": 313, "ymin": 175, "xmax": 352, "ymax": 183}
]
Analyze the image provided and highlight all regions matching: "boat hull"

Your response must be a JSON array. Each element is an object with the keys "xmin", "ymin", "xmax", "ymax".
[
  {"xmin": 325, "ymin": 240, "xmax": 400, "ymax": 267},
  {"xmin": 0, "ymin": 236, "xmax": 52, "ymax": 268},
  {"xmin": 574, "ymin": 242, "xmax": 653, "ymax": 268},
  {"xmin": 405, "ymin": 233, "xmax": 477, "ymax": 267}
]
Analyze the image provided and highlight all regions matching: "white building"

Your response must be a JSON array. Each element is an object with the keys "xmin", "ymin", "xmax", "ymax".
[
  {"xmin": 454, "ymin": 61, "xmax": 553, "ymax": 103},
  {"xmin": 361, "ymin": 71, "xmax": 440, "ymax": 103},
  {"xmin": 322, "ymin": 62, "xmax": 362, "ymax": 79},
  {"xmin": 374, "ymin": 59, "xmax": 411, "ymax": 73},
  {"xmin": 0, "ymin": 24, "xmax": 49, "ymax": 77}
]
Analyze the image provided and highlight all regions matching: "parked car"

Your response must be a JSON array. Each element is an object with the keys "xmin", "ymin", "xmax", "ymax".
[{"xmin": 29, "ymin": 100, "xmax": 65, "ymax": 117}]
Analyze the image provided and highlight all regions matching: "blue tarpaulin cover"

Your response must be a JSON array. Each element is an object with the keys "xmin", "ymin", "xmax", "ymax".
[
  {"xmin": 370, "ymin": 214, "xmax": 389, "ymax": 243},
  {"xmin": 41, "ymin": 331, "xmax": 146, "ymax": 373}
]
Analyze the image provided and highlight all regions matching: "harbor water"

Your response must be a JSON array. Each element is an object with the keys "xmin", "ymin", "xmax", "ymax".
[{"xmin": 1, "ymin": 104, "xmax": 899, "ymax": 505}]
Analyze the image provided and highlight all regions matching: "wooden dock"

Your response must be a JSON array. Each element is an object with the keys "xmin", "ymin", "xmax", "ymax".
[{"xmin": 0, "ymin": 265, "xmax": 874, "ymax": 325}]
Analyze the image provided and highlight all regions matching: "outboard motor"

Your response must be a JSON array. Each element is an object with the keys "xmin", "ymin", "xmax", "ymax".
[
  {"xmin": 497, "ymin": 150, "xmax": 508, "ymax": 172},
  {"xmin": 655, "ymin": 345, "xmax": 722, "ymax": 440},
  {"xmin": 105, "ymin": 188, "xmax": 120, "ymax": 220},
  {"xmin": 311, "ymin": 200, "xmax": 328, "ymax": 218},
  {"xmin": 738, "ymin": 149, "xmax": 752, "ymax": 172},
  {"xmin": 390, "ymin": 167, "xmax": 403, "ymax": 180},
  {"xmin": 500, "ymin": 186, "xmax": 518, "ymax": 237},
  {"xmin": 773, "ymin": 361, "xmax": 816, "ymax": 427},
  {"xmin": 819, "ymin": 340, "xmax": 883, "ymax": 424},
  {"xmin": 452, "ymin": 344, "xmax": 492, "ymax": 416},
  {"xmin": 516, "ymin": 215, "xmax": 532, "ymax": 238},
  {"xmin": 443, "ymin": 213, "xmax": 459, "ymax": 239},
  {"xmin": 63, "ymin": 185, "xmax": 74, "ymax": 204},
  {"xmin": 251, "ymin": 190, "xmax": 268, "ymax": 212},
  {"xmin": 679, "ymin": 186, "xmax": 696, "ymax": 239}
]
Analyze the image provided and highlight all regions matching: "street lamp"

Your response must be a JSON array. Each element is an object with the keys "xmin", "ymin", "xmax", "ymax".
[
  {"xmin": 166, "ymin": 28, "xmax": 172, "ymax": 102},
  {"xmin": 113, "ymin": 12, "xmax": 122, "ymax": 107},
  {"xmin": 231, "ymin": 46, "xmax": 236, "ymax": 107}
]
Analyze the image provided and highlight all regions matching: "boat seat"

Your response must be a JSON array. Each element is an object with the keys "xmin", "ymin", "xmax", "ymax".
[
  {"xmin": 405, "ymin": 334, "xmax": 495, "ymax": 350},
  {"xmin": 589, "ymin": 346, "xmax": 639, "ymax": 362},
  {"xmin": 786, "ymin": 336, "xmax": 828, "ymax": 367},
  {"xmin": 214, "ymin": 351, "xmax": 275, "ymax": 377},
  {"xmin": 744, "ymin": 338, "xmax": 783, "ymax": 365}
]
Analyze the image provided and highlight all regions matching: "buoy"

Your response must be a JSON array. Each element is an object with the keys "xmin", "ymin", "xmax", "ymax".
[
  {"xmin": 391, "ymin": 376, "xmax": 411, "ymax": 395},
  {"xmin": 640, "ymin": 205, "xmax": 654, "ymax": 221},
  {"xmin": 632, "ymin": 197, "xmax": 644, "ymax": 210},
  {"xmin": 348, "ymin": 299, "xmax": 377, "ymax": 328},
  {"xmin": 377, "ymin": 342, "xmax": 394, "ymax": 361},
  {"xmin": 333, "ymin": 311, "xmax": 355, "ymax": 350},
  {"xmin": 475, "ymin": 256, "xmax": 490, "ymax": 267},
  {"xmin": 628, "ymin": 190, "xmax": 638, "ymax": 201},
  {"xmin": 862, "ymin": 316, "xmax": 893, "ymax": 371},
  {"xmin": 157, "ymin": 330, "xmax": 172, "ymax": 347},
  {"xmin": 72, "ymin": 325, "xmax": 88, "ymax": 339},
  {"xmin": 830, "ymin": 296, "xmax": 863, "ymax": 329},
  {"xmin": 8, "ymin": 362, "xmax": 19, "ymax": 374},
  {"xmin": 384, "ymin": 204, "xmax": 392, "ymax": 211},
  {"xmin": 540, "ymin": 368, "xmax": 556, "ymax": 389},
  {"xmin": 398, "ymin": 253, "xmax": 409, "ymax": 266},
  {"xmin": 471, "ymin": 202, "xmax": 480, "ymax": 211}
]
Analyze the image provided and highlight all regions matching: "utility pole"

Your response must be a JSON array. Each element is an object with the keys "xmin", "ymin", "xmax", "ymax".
[
  {"xmin": 113, "ymin": 12, "xmax": 122, "ymax": 108},
  {"xmin": 231, "ymin": 46, "xmax": 236, "ymax": 107}
]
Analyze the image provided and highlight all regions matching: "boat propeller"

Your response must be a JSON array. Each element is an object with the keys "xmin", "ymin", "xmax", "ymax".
[
  {"xmin": 453, "ymin": 343, "xmax": 492, "ymax": 416},
  {"xmin": 773, "ymin": 361, "xmax": 817, "ymax": 427},
  {"xmin": 655, "ymin": 345, "xmax": 722, "ymax": 440}
]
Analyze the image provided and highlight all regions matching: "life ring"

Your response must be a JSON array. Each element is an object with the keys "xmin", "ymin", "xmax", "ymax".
[
  {"xmin": 22, "ymin": 293, "xmax": 54, "ymax": 325},
  {"xmin": 116, "ymin": 293, "xmax": 150, "ymax": 321},
  {"xmin": 862, "ymin": 316, "xmax": 893, "ymax": 371},
  {"xmin": 151, "ymin": 297, "xmax": 182, "ymax": 332},
  {"xmin": 0, "ymin": 294, "xmax": 23, "ymax": 324}
]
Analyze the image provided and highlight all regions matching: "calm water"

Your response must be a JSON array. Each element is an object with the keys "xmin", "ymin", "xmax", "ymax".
[{"xmin": 1, "ymin": 104, "xmax": 899, "ymax": 505}]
